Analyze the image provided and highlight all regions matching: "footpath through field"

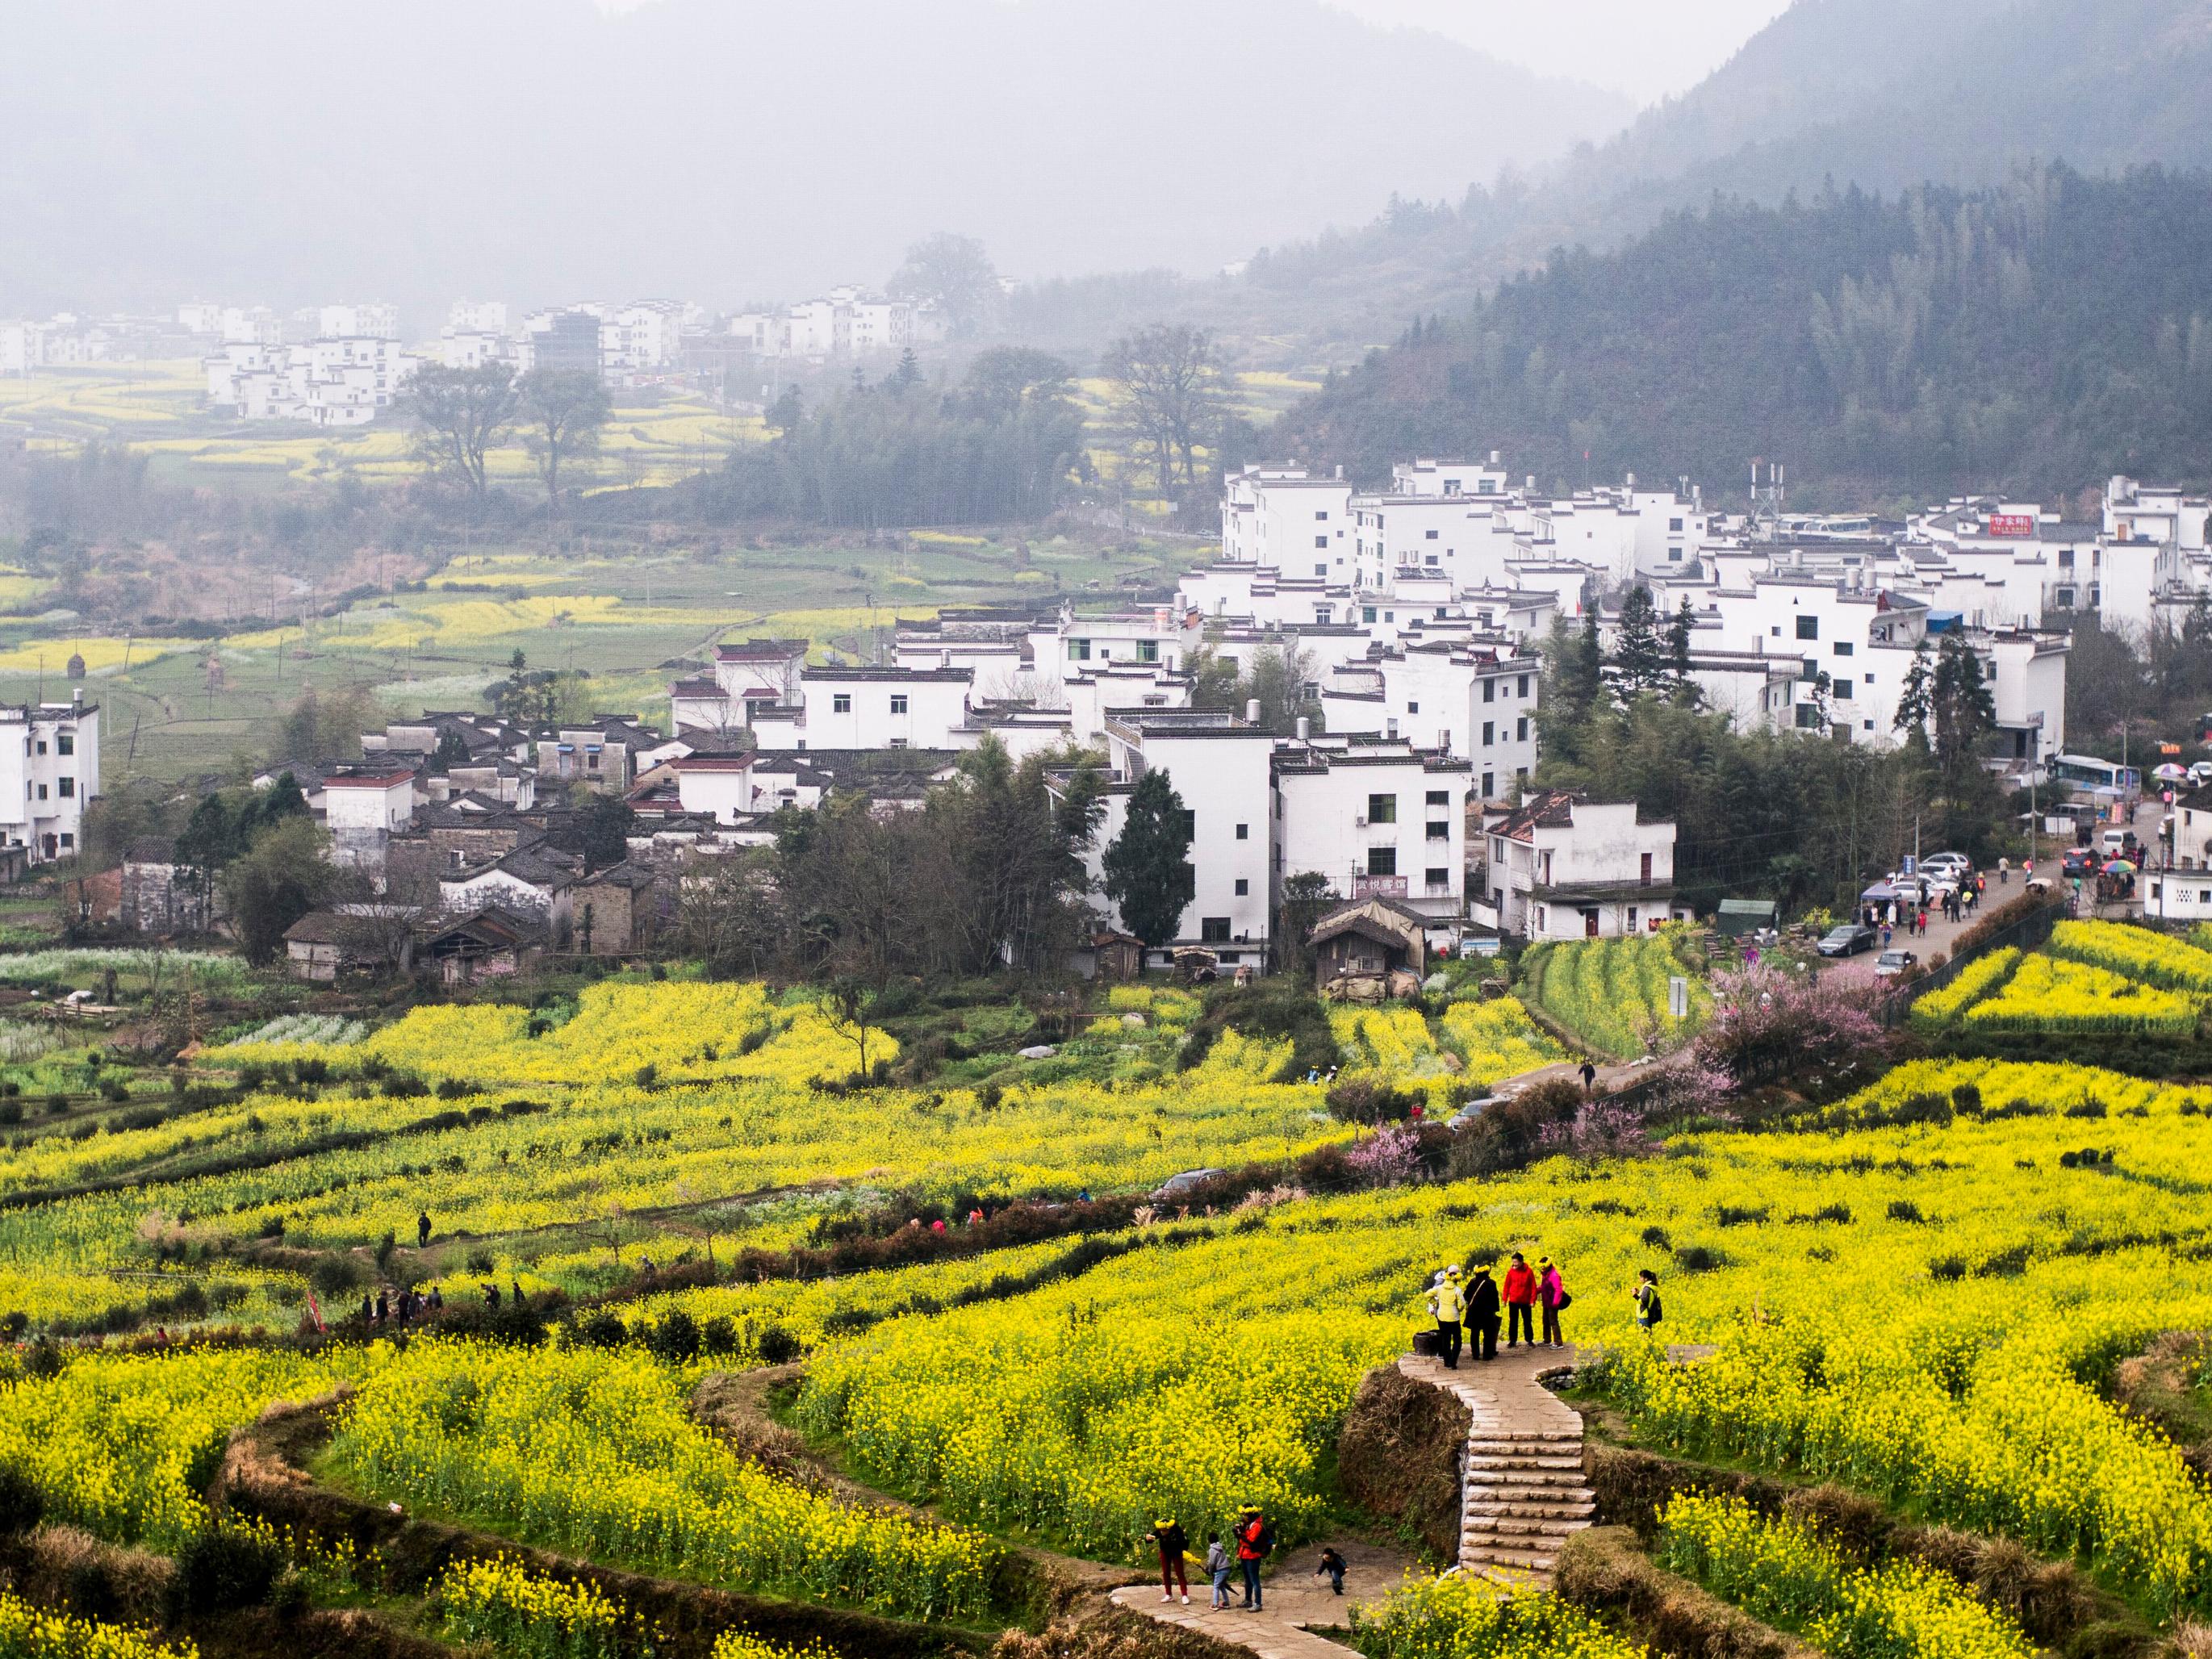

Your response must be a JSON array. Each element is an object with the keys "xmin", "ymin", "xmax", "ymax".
[
  {"xmin": 1107, "ymin": 1538, "xmax": 1409, "ymax": 1659},
  {"xmin": 1109, "ymin": 1345, "xmax": 1590, "ymax": 1657}
]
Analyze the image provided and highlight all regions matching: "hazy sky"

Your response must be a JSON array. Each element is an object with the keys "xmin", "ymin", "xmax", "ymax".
[
  {"xmin": 1327, "ymin": 0, "xmax": 1793, "ymax": 103},
  {"xmin": 589, "ymin": 0, "xmax": 1792, "ymax": 107}
]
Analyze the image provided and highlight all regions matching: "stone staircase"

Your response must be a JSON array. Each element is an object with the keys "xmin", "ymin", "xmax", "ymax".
[{"xmin": 1396, "ymin": 1347, "xmax": 1595, "ymax": 1586}]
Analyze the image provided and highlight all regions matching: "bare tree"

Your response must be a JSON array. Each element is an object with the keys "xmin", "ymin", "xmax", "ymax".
[
  {"xmin": 516, "ymin": 368, "xmax": 612, "ymax": 509},
  {"xmin": 406, "ymin": 364, "xmax": 519, "ymax": 499},
  {"xmin": 1101, "ymin": 324, "xmax": 1225, "ymax": 495},
  {"xmin": 888, "ymin": 232, "xmax": 1000, "ymax": 336}
]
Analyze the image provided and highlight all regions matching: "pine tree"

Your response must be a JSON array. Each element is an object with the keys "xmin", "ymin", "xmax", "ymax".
[
  {"xmin": 1667, "ymin": 596, "xmax": 1701, "ymax": 705},
  {"xmin": 1613, "ymin": 585, "xmax": 1668, "ymax": 695},
  {"xmin": 1102, "ymin": 770, "xmax": 1195, "ymax": 948}
]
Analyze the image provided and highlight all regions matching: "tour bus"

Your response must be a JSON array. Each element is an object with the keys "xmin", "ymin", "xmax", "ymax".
[{"xmin": 2046, "ymin": 752, "xmax": 2142, "ymax": 805}]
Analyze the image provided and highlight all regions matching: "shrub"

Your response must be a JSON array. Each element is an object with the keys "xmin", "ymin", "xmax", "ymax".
[
  {"xmin": 174, "ymin": 1523, "xmax": 286, "ymax": 1613},
  {"xmin": 757, "ymin": 1324, "xmax": 801, "ymax": 1365},
  {"xmin": 0, "ymin": 1465, "xmax": 43, "ymax": 1534}
]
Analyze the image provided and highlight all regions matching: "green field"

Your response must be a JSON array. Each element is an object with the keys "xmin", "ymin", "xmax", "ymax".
[{"xmin": 1518, "ymin": 929, "xmax": 1712, "ymax": 1059}]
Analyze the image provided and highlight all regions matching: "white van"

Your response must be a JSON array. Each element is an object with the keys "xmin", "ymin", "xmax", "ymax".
[{"xmin": 2098, "ymin": 825, "xmax": 2137, "ymax": 855}]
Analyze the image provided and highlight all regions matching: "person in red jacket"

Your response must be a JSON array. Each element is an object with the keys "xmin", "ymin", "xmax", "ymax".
[
  {"xmin": 1503, "ymin": 1252, "xmax": 1538, "ymax": 1348},
  {"xmin": 1235, "ymin": 1506, "xmax": 1270, "ymax": 1610}
]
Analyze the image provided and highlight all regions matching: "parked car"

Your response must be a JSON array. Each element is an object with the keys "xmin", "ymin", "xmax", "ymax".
[
  {"xmin": 2189, "ymin": 760, "xmax": 2212, "ymax": 787},
  {"xmin": 2062, "ymin": 846, "xmax": 2097, "ymax": 876},
  {"xmin": 1150, "ymin": 1168, "xmax": 1227, "ymax": 1201},
  {"xmin": 1817, "ymin": 922, "xmax": 1880, "ymax": 957},
  {"xmin": 1920, "ymin": 852, "xmax": 1972, "ymax": 877},
  {"xmin": 1873, "ymin": 949, "xmax": 1918, "ymax": 978}
]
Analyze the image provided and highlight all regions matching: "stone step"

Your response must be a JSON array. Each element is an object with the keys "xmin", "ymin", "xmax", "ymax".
[
  {"xmin": 1465, "ymin": 1454, "xmax": 1586, "ymax": 1473},
  {"xmin": 1463, "ymin": 1545, "xmax": 1559, "ymax": 1571},
  {"xmin": 1469, "ymin": 1433, "xmax": 1592, "ymax": 1451},
  {"xmin": 1463, "ymin": 1519, "xmax": 1588, "ymax": 1543},
  {"xmin": 1465, "ymin": 1511, "xmax": 1594, "ymax": 1533},
  {"xmin": 1466, "ymin": 1437, "xmax": 1583, "ymax": 1453},
  {"xmin": 1460, "ymin": 1504, "xmax": 1583, "ymax": 1531},
  {"xmin": 1469, "ymin": 1477, "xmax": 1592, "ymax": 1495}
]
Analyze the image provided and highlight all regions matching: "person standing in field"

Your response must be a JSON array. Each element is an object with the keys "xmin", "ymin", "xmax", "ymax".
[
  {"xmin": 1579, "ymin": 1059, "xmax": 1598, "ymax": 1093},
  {"xmin": 1537, "ymin": 1256, "xmax": 1568, "ymax": 1348},
  {"xmin": 1633, "ymin": 1268, "xmax": 1663, "ymax": 1333},
  {"xmin": 1503, "ymin": 1252, "xmax": 1538, "ymax": 1348},
  {"xmin": 417, "ymin": 1210, "xmax": 432, "ymax": 1248},
  {"xmin": 1145, "ymin": 1516, "xmax": 1190, "ymax": 1605},
  {"xmin": 1466, "ymin": 1264, "xmax": 1501, "ymax": 1361},
  {"xmin": 1425, "ymin": 1264, "xmax": 1466, "ymax": 1369}
]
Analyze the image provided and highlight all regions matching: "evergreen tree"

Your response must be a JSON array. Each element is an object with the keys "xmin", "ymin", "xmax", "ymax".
[
  {"xmin": 1102, "ymin": 769, "xmax": 1195, "ymax": 949},
  {"xmin": 1668, "ymin": 596, "xmax": 1701, "ymax": 706},
  {"xmin": 1613, "ymin": 585, "xmax": 1668, "ymax": 695},
  {"xmin": 1894, "ymin": 633, "xmax": 1998, "ymax": 840},
  {"xmin": 432, "ymin": 728, "xmax": 472, "ymax": 770}
]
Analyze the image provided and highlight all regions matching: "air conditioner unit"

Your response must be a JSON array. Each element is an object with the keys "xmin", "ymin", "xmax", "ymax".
[{"xmin": 1353, "ymin": 816, "xmax": 1368, "ymax": 828}]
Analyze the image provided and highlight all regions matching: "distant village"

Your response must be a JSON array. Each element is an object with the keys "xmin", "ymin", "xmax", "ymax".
[
  {"xmin": 63, "ymin": 457, "xmax": 2212, "ymax": 984},
  {"xmin": 0, "ymin": 286, "xmax": 951, "ymax": 425}
]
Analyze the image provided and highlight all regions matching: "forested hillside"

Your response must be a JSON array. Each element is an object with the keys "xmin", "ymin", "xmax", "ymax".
[
  {"xmin": 1268, "ymin": 167, "xmax": 2212, "ymax": 499},
  {"xmin": 1219, "ymin": 0, "xmax": 2212, "ymax": 363}
]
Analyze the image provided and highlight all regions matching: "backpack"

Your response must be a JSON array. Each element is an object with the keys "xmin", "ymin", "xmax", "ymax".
[
  {"xmin": 1643, "ymin": 1289, "xmax": 1663, "ymax": 1325},
  {"xmin": 1555, "ymin": 1289, "xmax": 1573, "ymax": 1312},
  {"xmin": 1254, "ymin": 1519, "xmax": 1276, "ymax": 1557}
]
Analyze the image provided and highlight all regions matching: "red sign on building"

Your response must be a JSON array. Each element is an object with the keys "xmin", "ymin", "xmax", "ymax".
[{"xmin": 1985, "ymin": 513, "xmax": 2035, "ymax": 538}]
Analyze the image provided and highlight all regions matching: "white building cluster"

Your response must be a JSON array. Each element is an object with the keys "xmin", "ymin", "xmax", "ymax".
[
  {"xmin": 1210, "ymin": 457, "xmax": 2105, "ymax": 771},
  {"xmin": 723, "ymin": 286, "xmax": 948, "ymax": 363},
  {"xmin": 197, "ymin": 301, "xmax": 420, "ymax": 427}
]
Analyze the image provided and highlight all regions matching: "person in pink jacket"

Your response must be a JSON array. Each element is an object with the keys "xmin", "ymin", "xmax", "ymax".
[{"xmin": 1537, "ymin": 1256, "xmax": 1569, "ymax": 1348}]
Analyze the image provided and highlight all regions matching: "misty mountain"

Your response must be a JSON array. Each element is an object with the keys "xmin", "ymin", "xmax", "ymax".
[
  {"xmin": 0, "ymin": 0, "xmax": 1629, "ymax": 324},
  {"xmin": 1266, "ymin": 167, "xmax": 2212, "ymax": 499},
  {"xmin": 1219, "ymin": 0, "xmax": 2212, "ymax": 351}
]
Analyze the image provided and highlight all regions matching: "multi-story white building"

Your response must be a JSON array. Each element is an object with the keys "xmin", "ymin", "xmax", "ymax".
[
  {"xmin": 1219, "ymin": 465, "xmax": 1356, "ymax": 570},
  {"xmin": 1086, "ymin": 708, "xmax": 1277, "ymax": 968},
  {"xmin": 316, "ymin": 303, "xmax": 399, "ymax": 341},
  {"xmin": 0, "ymin": 697, "xmax": 98, "ymax": 865},
  {"xmin": 747, "ymin": 667, "xmax": 973, "ymax": 752},
  {"xmin": 1477, "ymin": 788, "xmax": 1685, "ymax": 941},
  {"xmin": 725, "ymin": 286, "xmax": 947, "ymax": 361},
  {"xmin": 204, "ymin": 333, "xmax": 418, "ymax": 425},
  {"xmin": 1319, "ymin": 641, "xmax": 1541, "ymax": 799},
  {"xmin": 1272, "ymin": 734, "xmax": 1471, "ymax": 923}
]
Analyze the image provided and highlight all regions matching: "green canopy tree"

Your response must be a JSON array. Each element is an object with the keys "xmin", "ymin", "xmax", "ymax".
[
  {"xmin": 1102, "ymin": 769, "xmax": 1194, "ymax": 949},
  {"xmin": 223, "ymin": 817, "xmax": 344, "ymax": 967}
]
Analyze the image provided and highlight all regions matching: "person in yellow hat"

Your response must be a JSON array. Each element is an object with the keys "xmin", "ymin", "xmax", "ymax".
[
  {"xmin": 1424, "ymin": 1264, "xmax": 1466, "ymax": 1369},
  {"xmin": 1144, "ymin": 1515, "xmax": 1190, "ymax": 1604}
]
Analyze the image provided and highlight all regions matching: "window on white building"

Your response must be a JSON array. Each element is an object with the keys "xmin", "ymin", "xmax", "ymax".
[
  {"xmin": 1235, "ymin": 823, "xmax": 1248, "ymax": 840},
  {"xmin": 1366, "ymin": 794, "xmax": 1397, "ymax": 824},
  {"xmin": 1201, "ymin": 917, "xmax": 1231, "ymax": 942},
  {"xmin": 890, "ymin": 695, "xmax": 908, "ymax": 715},
  {"xmin": 1796, "ymin": 616, "xmax": 1819, "ymax": 641},
  {"xmin": 1426, "ymin": 867, "xmax": 1449, "ymax": 890},
  {"xmin": 833, "ymin": 694, "xmax": 852, "ymax": 713},
  {"xmin": 1234, "ymin": 878, "xmax": 1248, "ymax": 896},
  {"xmin": 1367, "ymin": 847, "xmax": 1397, "ymax": 876},
  {"xmin": 1482, "ymin": 722, "xmax": 1494, "ymax": 746}
]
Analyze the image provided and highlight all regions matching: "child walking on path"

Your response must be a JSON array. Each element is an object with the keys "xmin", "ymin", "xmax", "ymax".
[{"xmin": 1206, "ymin": 1534, "xmax": 1231, "ymax": 1609}]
